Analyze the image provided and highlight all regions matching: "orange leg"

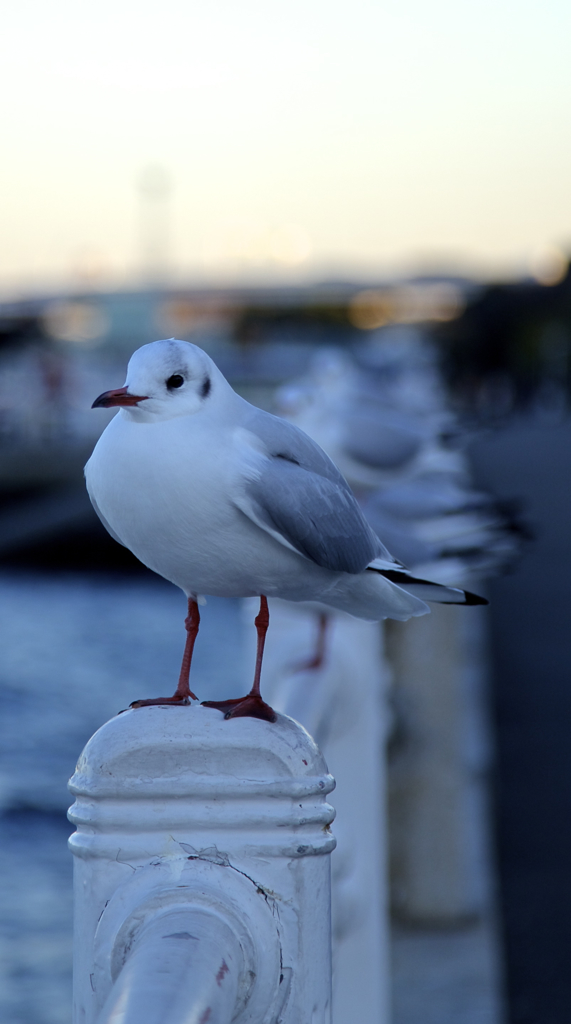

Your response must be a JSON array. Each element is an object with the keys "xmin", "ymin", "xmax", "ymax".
[
  {"xmin": 202, "ymin": 595, "xmax": 277, "ymax": 722},
  {"xmin": 129, "ymin": 598, "xmax": 200, "ymax": 709}
]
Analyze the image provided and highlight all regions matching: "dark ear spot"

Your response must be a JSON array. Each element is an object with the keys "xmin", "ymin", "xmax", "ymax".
[{"xmin": 200, "ymin": 375, "xmax": 211, "ymax": 399}]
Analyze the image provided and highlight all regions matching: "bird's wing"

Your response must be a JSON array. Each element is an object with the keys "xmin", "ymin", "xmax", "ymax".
[
  {"xmin": 234, "ymin": 410, "xmax": 487, "ymax": 604},
  {"xmin": 235, "ymin": 409, "xmax": 398, "ymax": 574}
]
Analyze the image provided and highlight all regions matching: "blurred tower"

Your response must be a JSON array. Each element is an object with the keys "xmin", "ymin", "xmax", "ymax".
[{"xmin": 136, "ymin": 164, "xmax": 173, "ymax": 284}]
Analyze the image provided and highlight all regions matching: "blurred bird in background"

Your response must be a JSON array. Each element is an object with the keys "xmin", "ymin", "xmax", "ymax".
[{"xmin": 275, "ymin": 325, "xmax": 524, "ymax": 668}]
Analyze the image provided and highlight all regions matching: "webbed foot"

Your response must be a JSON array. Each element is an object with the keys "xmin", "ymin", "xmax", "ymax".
[
  {"xmin": 120, "ymin": 693, "xmax": 197, "ymax": 713},
  {"xmin": 201, "ymin": 694, "xmax": 277, "ymax": 722}
]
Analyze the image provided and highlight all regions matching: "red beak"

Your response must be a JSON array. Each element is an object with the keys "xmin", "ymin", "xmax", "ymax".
[{"xmin": 92, "ymin": 387, "xmax": 149, "ymax": 409}]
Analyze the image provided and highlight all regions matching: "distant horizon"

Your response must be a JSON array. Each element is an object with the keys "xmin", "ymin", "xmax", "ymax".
[{"xmin": 1, "ymin": 251, "xmax": 563, "ymax": 306}]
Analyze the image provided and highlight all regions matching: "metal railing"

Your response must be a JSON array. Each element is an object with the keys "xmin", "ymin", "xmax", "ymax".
[{"xmin": 68, "ymin": 706, "xmax": 336, "ymax": 1024}]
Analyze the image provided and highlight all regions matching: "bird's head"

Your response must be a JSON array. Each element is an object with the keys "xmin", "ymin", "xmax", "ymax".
[{"xmin": 92, "ymin": 338, "xmax": 228, "ymax": 421}]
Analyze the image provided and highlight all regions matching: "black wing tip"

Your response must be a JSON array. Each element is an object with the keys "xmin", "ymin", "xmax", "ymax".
[
  {"xmin": 372, "ymin": 567, "xmax": 489, "ymax": 605},
  {"xmin": 462, "ymin": 590, "xmax": 489, "ymax": 606},
  {"xmin": 440, "ymin": 590, "xmax": 489, "ymax": 606}
]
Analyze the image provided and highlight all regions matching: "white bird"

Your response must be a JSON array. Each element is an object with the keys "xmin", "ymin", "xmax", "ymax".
[{"xmin": 86, "ymin": 338, "xmax": 486, "ymax": 722}]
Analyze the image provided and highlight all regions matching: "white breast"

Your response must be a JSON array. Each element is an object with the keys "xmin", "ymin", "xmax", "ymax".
[{"xmin": 85, "ymin": 411, "xmax": 329, "ymax": 600}]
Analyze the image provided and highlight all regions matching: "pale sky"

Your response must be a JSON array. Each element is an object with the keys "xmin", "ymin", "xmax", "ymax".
[{"xmin": 1, "ymin": 0, "xmax": 571, "ymax": 292}]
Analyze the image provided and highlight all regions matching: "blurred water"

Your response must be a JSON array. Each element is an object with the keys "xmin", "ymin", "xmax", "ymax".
[{"xmin": 0, "ymin": 571, "xmax": 247, "ymax": 1024}]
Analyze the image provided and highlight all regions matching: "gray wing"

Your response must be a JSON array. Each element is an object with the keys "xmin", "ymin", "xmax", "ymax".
[{"xmin": 240, "ymin": 409, "xmax": 397, "ymax": 574}]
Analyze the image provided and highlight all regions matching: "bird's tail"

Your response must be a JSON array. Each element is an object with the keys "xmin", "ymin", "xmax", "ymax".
[
  {"xmin": 316, "ymin": 559, "xmax": 487, "ymax": 622},
  {"xmin": 320, "ymin": 568, "xmax": 430, "ymax": 622},
  {"xmin": 367, "ymin": 558, "xmax": 488, "ymax": 606}
]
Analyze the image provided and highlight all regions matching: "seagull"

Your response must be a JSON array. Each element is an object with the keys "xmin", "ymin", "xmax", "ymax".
[{"xmin": 85, "ymin": 338, "xmax": 486, "ymax": 723}]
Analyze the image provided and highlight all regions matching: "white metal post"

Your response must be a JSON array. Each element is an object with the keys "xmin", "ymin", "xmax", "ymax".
[{"xmin": 68, "ymin": 705, "xmax": 336, "ymax": 1024}]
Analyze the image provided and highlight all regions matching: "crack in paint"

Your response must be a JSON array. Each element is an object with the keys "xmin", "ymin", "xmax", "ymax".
[{"xmin": 173, "ymin": 839, "xmax": 284, "ymax": 907}]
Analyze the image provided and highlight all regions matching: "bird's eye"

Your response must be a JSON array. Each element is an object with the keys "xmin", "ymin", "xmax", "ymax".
[{"xmin": 166, "ymin": 374, "xmax": 184, "ymax": 390}]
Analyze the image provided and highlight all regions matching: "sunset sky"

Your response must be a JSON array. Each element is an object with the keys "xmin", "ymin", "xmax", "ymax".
[{"xmin": 1, "ymin": 0, "xmax": 571, "ymax": 292}]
